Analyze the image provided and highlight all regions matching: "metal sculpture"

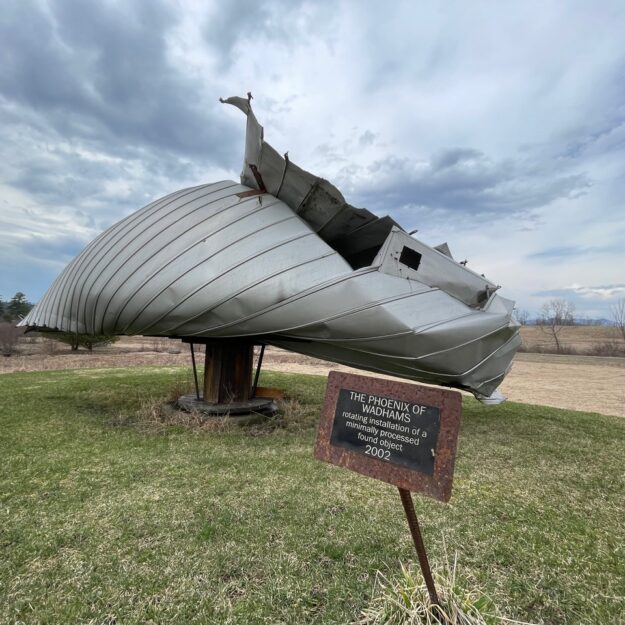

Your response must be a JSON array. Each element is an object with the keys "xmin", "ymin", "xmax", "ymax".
[{"xmin": 20, "ymin": 95, "xmax": 520, "ymax": 404}]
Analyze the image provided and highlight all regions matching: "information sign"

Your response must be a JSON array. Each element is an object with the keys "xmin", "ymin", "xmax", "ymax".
[{"xmin": 315, "ymin": 371, "xmax": 462, "ymax": 502}]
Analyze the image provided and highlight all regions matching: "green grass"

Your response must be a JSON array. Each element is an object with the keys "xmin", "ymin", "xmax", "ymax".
[{"xmin": 1, "ymin": 366, "xmax": 624, "ymax": 625}]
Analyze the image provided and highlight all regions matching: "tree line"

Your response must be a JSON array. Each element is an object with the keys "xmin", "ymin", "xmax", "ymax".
[{"xmin": 0, "ymin": 292, "xmax": 117, "ymax": 356}]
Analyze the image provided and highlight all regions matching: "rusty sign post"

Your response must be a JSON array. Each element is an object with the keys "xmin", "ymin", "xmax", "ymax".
[{"xmin": 314, "ymin": 371, "xmax": 462, "ymax": 607}]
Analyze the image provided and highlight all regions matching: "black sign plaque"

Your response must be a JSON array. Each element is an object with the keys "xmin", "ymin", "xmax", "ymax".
[{"xmin": 330, "ymin": 388, "xmax": 441, "ymax": 475}]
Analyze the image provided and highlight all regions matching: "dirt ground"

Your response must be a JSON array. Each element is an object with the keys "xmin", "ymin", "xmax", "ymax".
[
  {"xmin": 260, "ymin": 348, "xmax": 625, "ymax": 418},
  {"xmin": 3, "ymin": 336, "xmax": 624, "ymax": 418}
]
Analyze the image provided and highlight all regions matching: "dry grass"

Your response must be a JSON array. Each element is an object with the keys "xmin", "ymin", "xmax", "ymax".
[
  {"xmin": 519, "ymin": 325, "xmax": 624, "ymax": 355},
  {"xmin": 112, "ymin": 386, "xmax": 319, "ymax": 437},
  {"xmin": 0, "ymin": 322, "xmax": 24, "ymax": 356},
  {"xmin": 518, "ymin": 341, "xmax": 625, "ymax": 357},
  {"xmin": 164, "ymin": 375, "xmax": 196, "ymax": 403},
  {"xmin": 39, "ymin": 337, "xmax": 60, "ymax": 355},
  {"xmin": 112, "ymin": 398, "xmax": 235, "ymax": 434},
  {"xmin": 360, "ymin": 556, "xmax": 530, "ymax": 625},
  {"xmin": 274, "ymin": 396, "xmax": 319, "ymax": 431},
  {"xmin": 110, "ymin": 374, "xmax": 236, "ymax": 434},
  {"xmin": 587, "ymin": 341, "xmax": 625, "ymax": 357},
  {"xmin": 146, "ymin": 337, "xmax": 183, "ymax": 353}
]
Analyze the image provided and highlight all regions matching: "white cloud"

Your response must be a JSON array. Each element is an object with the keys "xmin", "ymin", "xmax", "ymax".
[{"xmin": 563, "ymin": 284, "xmax": 625, "ymax": 300}]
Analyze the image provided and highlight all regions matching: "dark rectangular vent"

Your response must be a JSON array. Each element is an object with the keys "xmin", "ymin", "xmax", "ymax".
[{"xmin": 399, "ymin": 246, "xmax": 422, "ymax": 271}]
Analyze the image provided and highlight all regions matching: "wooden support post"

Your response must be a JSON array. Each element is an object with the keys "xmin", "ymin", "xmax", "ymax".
[{"xmin": 203, "ymin": 339, "xmax": 254, "ymax": 404}]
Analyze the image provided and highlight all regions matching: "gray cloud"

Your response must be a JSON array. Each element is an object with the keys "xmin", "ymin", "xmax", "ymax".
[
  {"xmin": 0, "ymin": 0, "xmax": 249, "ymax": 248},
  {"xmin": 527, "ymin": 242, "xmax": 625, "ymax": 260},
  {"xmin": 18, "ymin": 232, "xmax": 86, "ymax": 262},
  {"xmin": 0, "ymin": 103, "xmax": 218, "ymax": 240},
  {"xmin": 203, "ymin": 0, "xmax": 336, "ymax": 70},
  {"xmin": 204, "ymin": 0, "xmax": 295, "ymax": 64},
  {"xmin": 339, "ymin": 147, "xmax": 591, "ymax": 217},
  {"xmin": 0, "ymin": 0, "xmax": 238, "ymax": 161}
]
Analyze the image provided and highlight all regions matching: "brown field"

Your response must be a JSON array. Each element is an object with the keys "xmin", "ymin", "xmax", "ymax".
[
  {"xmin": 3, "ymin": 330, "xmax": 624, "ymax": 418},
  {"xmin": 519, "ymin": 324, "xmax": 623, "ymax": 354}
]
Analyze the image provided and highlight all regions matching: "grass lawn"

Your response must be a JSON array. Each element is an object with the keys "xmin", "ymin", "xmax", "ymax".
[{"xmin": 1, "ymin": 366, "xmax": 624, "ymax": 625}]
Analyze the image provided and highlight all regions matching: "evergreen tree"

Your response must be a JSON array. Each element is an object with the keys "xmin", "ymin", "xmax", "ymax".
[{"xmin": 6, "ymin": 292, "xmax": 33, "ymax": 321}]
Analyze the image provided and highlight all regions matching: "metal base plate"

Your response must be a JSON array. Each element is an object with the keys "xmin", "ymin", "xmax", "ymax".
[{"xmin": 176, "ymin": 394, "xmax": 278, "ymax": 419}]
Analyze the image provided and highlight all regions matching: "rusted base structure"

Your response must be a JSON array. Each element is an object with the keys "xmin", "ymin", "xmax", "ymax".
[{"xmin": 178, "ymin": 338, "xmax": 277, "ymax": 417}]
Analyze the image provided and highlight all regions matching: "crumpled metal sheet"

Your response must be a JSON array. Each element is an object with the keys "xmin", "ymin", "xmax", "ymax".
[
  {"xmin": 20, "ymin": 96, "xmax": 520, "ymax": 400},
  {"xmin": 220, "ymin": 94, "xmax": 402, "ymax": 270}
]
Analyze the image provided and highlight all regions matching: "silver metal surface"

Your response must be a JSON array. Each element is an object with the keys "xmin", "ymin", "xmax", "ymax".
[{"xmin": 20, "ymin": 96, "xmax": 521, "ymax": 400}]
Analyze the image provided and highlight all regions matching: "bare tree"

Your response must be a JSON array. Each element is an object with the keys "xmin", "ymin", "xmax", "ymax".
[
  {"xmin": 540, "ymin": 299, "xmax": 575, "ymax": 353},
  {"xmin": 0, "ymin": 322, "xmax": 25, "ymax": 356},
  {"xmin": 42, "ymin": 332, "xmax": 119, "ymax": 352},
  {"xmin": 612, "ymin": 298, "xmax": 625, "ymax": 342},
  {"xmin": 514, "ymin": 308, "xmax": 530, "ymax": 325}
]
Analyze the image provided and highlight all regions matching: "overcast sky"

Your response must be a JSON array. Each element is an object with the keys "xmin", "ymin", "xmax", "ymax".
[{"xmin": 1, "ymin": 0, "xmax": 624, "ymax": 319}]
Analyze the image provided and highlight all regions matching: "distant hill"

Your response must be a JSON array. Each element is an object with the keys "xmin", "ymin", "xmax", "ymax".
[{"xmin": 525, "ymin": 318, "xmax": 614, "ymax": 326}]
